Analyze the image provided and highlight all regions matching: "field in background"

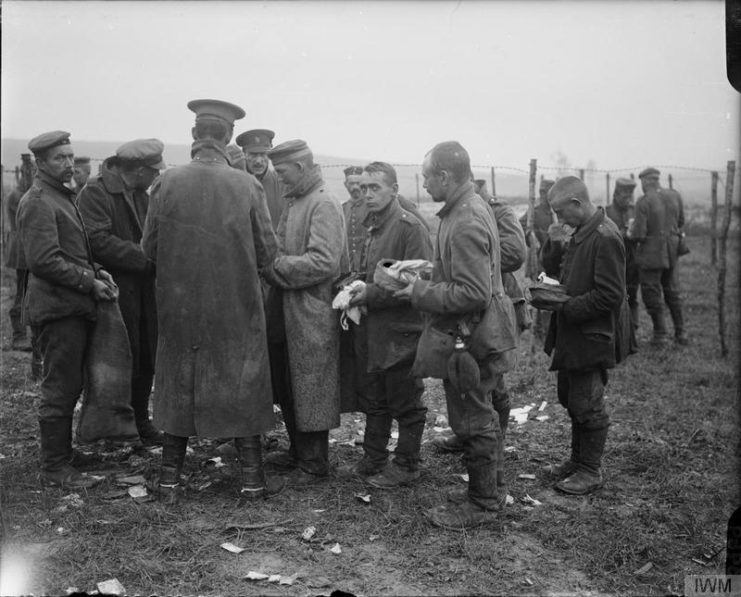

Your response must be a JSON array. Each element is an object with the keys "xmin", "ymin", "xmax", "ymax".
[{"xmin": 0, "ymin": 229, "xmax": 738, "ymax": 595}]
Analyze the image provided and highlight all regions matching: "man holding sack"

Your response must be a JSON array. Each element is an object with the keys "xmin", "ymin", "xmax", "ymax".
[
  {"xmin": 394, "ymin": 141, "xmax": 517, "ymax": 530},
  {"xmin": 17, "ymin": 131, "xmax": 119, "ymax": 489}
]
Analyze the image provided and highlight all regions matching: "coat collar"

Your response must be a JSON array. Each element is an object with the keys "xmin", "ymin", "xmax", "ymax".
[
  {"xmin": 100, "ymin": 158, "xmax": 128, "ymax": 194},
  {"xmin": 363, "ymin": 196, "xmax": 401, "ymax": 230},
  {"xmin": 436, "ymin": 181, "xmax": 475, "ymax": 219},
  {"xmin": 572, "ymin": 207, "xmax": 605, "ymax": 245},
  {"xmin": 36, "ymin": 171, "xmax": 76, "ymax": 197},
  {"xmin": 190, "ymin": 139, "xmax": 229, "ymax": 164}
]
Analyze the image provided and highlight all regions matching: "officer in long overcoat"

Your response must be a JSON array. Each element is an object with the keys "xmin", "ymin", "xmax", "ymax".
[
  {"xmin": 141, "ymin": 99, "xmax": 281, "ymax": 502},
  {"xmin": 262, "ymin": 139, "xmax": 347, "ymax": 487}
]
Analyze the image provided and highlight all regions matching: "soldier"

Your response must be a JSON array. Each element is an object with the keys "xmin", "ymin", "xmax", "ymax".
[
  {"xmin": 235, "ymin": 129, "xmax": 284, "ymax": 230},
  {"xmin": 520, "ymin": 178, "xmax": 556, "ymax": 249},
  {"xmin": 342, "ymin": 161, "xmax": 433, "ymax": 488},
  {"xmin": 17, "ymin": 131, "xmax": 118, "ymax": 488},
  {"xmin": 606, "ymin": 177, "xmax": 640, "ymax": 354},
  {"xmin": 262, "ymin": 139, "xmax": 347, "ymax": 487},
  {"xmin": 633, "ymin": 167, "xmax": 688, "ymax": 346},
  {"xmin": 141, "ymin": 100, "xmax": 281, "ymax": 503},
  {"xmin": 520, "ymin": 178, "xmax": 556, "ymax": 338},
  {"xmin": 540, "ymin": 176, "xmax": 629, "ymax": 495},
  {"xmin": 434, "ymin": 179, "xmax": 526, "ymax": 454},
  {"xmin": 72, "ymin": 156, "xmax": 92, "ymax": 194},
  {"xmin": 342, "ymin": 166, "xmax": 367, "ymax": 274},
  {"xmin": 77, "ymin": 139, "xmax": 165, "ymax": 446},
  {"xmin": 343, "ymin": 165, "xmax": 428, "ymax": 277},
  {"xmin": 395, "ymin": 141, "xmax": 517, "ymax": 529},
  {"xmin": 4, "ymin": 154, "xmax": 35, "ymax": 352}
]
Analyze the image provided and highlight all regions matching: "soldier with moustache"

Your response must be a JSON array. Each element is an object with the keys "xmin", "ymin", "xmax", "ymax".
[
  {"xmin": 236, "ymin": 129, "xmax": 285, "ymax": 231},
  {"xmin": 17, "ymin": 131, "xmax": 118, "ymax": 488}
]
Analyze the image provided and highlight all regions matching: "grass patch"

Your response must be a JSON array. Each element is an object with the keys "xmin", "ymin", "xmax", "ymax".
[{"xmin": 0, "ymin": 236, "xmax": 738, "ymax": 596}]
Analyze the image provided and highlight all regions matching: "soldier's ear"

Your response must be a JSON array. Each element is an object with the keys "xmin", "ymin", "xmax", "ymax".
[{"xmin": 191, "ymin": 127, "xmax": 197, "ymax": 141}]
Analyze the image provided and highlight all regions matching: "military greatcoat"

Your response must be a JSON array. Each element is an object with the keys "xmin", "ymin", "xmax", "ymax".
[
  {"xmin": 263, "ymin": 166, "xmax": 346, "ymax": 432},
  {"xmin": 141, "ymin": 140, "xmax": 278, "ymax": 438}
]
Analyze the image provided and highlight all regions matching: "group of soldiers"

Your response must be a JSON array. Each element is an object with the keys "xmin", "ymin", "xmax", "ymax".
[{"xmin": 4, "ymin": 98, "xmax": 687, "ymax": 530}]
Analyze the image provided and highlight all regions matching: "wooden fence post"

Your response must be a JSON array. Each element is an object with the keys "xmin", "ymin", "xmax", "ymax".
[
  {"xmin": 525, "ymin": 159, "xmax": 538, "ymax": 281},
  {"xmin": 711, "ymin": 171, "xmax": 719, "ymax": 266},
  {"xmin": 579, "ymin": 169, "xmax": 584, "ymax": 181},
  {"xmin": 668, "ymin": 173, "xmax": 674, "ymax": 189},
  {"xmin": 718, "ymin": 160, "xmax": 736, "ymax": 357},
  {"xmin": 490, "ymin": 166, "xmax": 496, "ymax": 198},
  {"xmin": 630, "ymin": 172, "xmax": 635, "ymax": 180},
  {"xmin": 415, "ymin": 173, "xmax": 420, "ymax": 203},
  {"xmin": 606, "ymin": 173, "xmax": 611, "ymax": 205}
]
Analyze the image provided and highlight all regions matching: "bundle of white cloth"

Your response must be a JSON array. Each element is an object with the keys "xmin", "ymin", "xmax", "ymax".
[{"xmin": 332, "ymin": 280, "xmax": 366, "ymax": 330}]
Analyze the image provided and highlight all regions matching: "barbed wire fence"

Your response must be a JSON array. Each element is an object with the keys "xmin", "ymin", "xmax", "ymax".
[{"xmin": 2, "ymin": 157, "xmax": 738, "ymax": 239}]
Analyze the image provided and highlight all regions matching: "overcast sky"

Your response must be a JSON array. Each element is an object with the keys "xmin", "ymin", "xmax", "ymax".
[{"xmin": 2, "ymin": 0, "xmax": 738, "ymax": 171}]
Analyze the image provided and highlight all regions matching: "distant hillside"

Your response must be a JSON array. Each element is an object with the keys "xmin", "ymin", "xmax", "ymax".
[{"xmin": 1, "ymin": 138, "xmax": 721, "ymax": 206}]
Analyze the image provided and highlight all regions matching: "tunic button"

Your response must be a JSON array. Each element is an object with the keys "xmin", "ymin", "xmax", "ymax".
[{"xmin": 192, "ymin": 345, "xmax": 199, "ymax": 351}]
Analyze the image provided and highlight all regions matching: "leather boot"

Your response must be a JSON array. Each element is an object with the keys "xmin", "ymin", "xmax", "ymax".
[
  {"xmin": 158, "ymin": 433, "xmax": 188, "ymax": 504},
  {"xmin": 234, "ymin": 436, "xmax": 285, "ymax": 500},
  {"xmin": 556, "ymin": 425, "xmax": 607, "ymax": 495},
  {"xmin": 39, "ymin": 418, "xmax": 103, "ymax": 489},
  {"xmin": 429, "ymin": 463, "xmax": 503, "ymax": 530},
  {"xmin": 545, "ymin": 422, "xmax": 580, "ymax": 478},
  {"xmin": 362, "ymin": 413, "xmax": 392, "ymax": 472},
  {"xmin": 392, "ymin": 417, "xmax": 425, "ymax": 473},
  {"xmin": 648, "ymin": 309, "xmax": 669, "ymax": 345}
]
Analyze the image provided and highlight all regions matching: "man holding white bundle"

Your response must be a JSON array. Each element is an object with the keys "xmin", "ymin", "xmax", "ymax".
[{"xmin": 342, "ymin": 161, "xmax": 432, "ymax": 488}]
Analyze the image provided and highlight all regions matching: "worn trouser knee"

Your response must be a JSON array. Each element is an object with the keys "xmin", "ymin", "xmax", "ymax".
[
  {"xmin": 36, "ymin": 318, "xmax": 90, "ymax": 421},
  {"xmin": 558, "ymin": 369, "xmax": 610, "ymax": 429}
]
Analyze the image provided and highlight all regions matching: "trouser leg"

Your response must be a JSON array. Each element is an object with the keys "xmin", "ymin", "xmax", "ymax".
[
  {"xmin": 269, "ymin": 340, "xmax": 297, "ymax": 460},
  {"xmin": 159, "ymin": 433, "xmax": 188, "ymax": 487},
  {"xmin": 357, "ymin": 347, "xmax": 392, "ymax": 469},
  {"xmin": 490, "ymin": 374, "xmax": 511, "ymax": 436},
  {"xmin": 560, "ymin": 369, "xmax": 610, "ymax": 474},
  {"xmin": 34, "ymin": 318, "xmax": 89, "ymax": 478},
  {"xmin": 639, "ymin": 268, "xmax": 668, "ymax": 338},
  {"xmin": 234, "ymin": 435, "xmax": 265, "ymax": 497},
  {"xmin": 294, "ymin": 430, "xmax": 329, "ymax": 475},
  {"xmin": 662, "ymin": 265, "xmax": 684, "ymax": 338},
  {"xmin": 36, "ymin": 317, "xmax": 89, "ymax": 422},
  {"xmin": 627, "ymin": 265, "xmax": 640, "ymax": 352},
  {"xmin": 384, "ymin": 363, "xmax": 426, "ymax": 472},
  {"xmin": 9, "ymin": 269, "xmax": 27, "ymax": 342},
  {"xmin": 445, "ymin": 358, "xmax": 505, "ymax": 511},
  {"xmin": 557, "ymin": 372, "xmax": 581, "ymax": 465}
]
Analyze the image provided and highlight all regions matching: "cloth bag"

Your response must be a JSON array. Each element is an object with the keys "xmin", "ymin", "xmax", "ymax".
[
  {"xmin": 411, "ymin": 319, "xmax": 457, "ymax": 379},
  {"xmin": 76, "ymin": 300, "xmax": 138, "ymax": 444}
]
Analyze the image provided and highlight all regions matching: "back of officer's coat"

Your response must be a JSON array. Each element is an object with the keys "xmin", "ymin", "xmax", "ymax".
[{"xmin": 142, "ymin": 145, "xmax": 278, "ymax": 438}]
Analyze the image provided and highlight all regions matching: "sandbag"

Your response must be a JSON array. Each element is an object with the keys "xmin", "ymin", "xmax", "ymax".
[{"xmin": 76, "ymin": 300, "xmax": 138, "ymax": 444}]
